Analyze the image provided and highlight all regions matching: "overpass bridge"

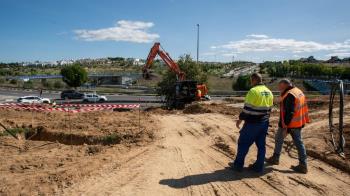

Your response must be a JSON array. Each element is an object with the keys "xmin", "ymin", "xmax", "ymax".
[{"xmin": 6, "ymin": 73, "xmax": 142, "ymax": 85}]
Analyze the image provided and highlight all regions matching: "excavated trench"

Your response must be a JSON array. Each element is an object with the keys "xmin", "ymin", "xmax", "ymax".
[{"xmin": 24, "ymin": 126, "xmax": 136, "ymax": 146}]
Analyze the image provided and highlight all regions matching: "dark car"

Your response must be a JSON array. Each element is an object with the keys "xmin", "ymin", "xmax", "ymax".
[{"xmin": 60, "ymin": 90, "xmax": 84, "ymax": 99}]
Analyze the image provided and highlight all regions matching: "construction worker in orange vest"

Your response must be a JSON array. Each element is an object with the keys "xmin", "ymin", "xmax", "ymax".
[{"xmin": 266, "ymin": 79, "xmax": 310, "ymax": 174}]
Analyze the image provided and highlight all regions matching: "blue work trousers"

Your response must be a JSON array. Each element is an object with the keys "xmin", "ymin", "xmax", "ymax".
[
  {"xmin": 273, "ymin": 127, "xmax": 307, "ymax": 166},
  {"xmin": 233, "ymin": 121, "xmax": 269, "ymax": 172}
]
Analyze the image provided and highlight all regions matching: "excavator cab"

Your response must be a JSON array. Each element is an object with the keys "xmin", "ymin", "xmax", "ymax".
[{"xmin": 166, "ymin": 80, "xmax": 198, "ymax": 109}]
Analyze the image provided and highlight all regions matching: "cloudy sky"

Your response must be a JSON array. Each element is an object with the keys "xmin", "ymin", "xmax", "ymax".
[{"xmin": 0, "ymin": 0, "xmax": 349, "ymax": 62}]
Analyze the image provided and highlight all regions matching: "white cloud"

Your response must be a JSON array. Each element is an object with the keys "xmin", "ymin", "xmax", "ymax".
[
  {"xmin": 210, "ymin": 35, "xmax": 350, "ymax": 56},
  {"xmin": 246, "ymin": 34, "xmax": 269, "ymax": 39},
  {"xmin": 326, "ymin": 52, "xmax": 350, "ymax": 57},
  {"xmin": 74, "ymin": 20, "xmax": 159, "ymax": 43}
]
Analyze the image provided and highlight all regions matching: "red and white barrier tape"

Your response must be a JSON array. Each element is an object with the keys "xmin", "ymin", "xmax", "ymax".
[
  {"xmin": 0, "ymin": 103, "xmax": 140, "ymax": 108},
  {"xmin": 0, "ymin": 103, "xmax": 140, "ymax": 113}
]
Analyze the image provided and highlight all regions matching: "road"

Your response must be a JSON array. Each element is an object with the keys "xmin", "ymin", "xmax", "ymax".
[
  {"xmin": 0, "ymin": 89, "xmax": 161, "ymax": 103},
  {"xmin": 0, "ymin": 88, "xmax": 226, "ymax": 104}
]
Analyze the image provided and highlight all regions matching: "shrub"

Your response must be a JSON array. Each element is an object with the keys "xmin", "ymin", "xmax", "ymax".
[
  {"xmin": 232, "ymin": 75, "xmax": 251, "ymax": 91},
  {"xmin": 53, "ymin": 80, "xmax": 64, "ymax": 89}
]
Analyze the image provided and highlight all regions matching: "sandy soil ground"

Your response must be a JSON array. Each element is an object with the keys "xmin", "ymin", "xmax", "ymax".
[
  {"xmin": 64, "ymin": 112, "xmax": 350, "ymax": 196},
  {"xmin": 1, "ymin": 98, "xmax": 350, "ymax": 195}
]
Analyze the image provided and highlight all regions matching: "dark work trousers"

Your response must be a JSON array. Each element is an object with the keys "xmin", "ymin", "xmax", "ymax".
[{"xmin": 233, "ymin": 121, "xmax": 269, "ymax": 172}]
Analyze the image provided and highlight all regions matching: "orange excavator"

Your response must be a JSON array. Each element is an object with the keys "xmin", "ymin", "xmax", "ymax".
[{"xmin": 142, "ymin": 42, "xmax": 209, "ymax": 109}]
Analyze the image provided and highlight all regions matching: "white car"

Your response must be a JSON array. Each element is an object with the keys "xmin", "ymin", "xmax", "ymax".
[
  {"xmin": 17, "ymin": 96, "xmax": 51, "ymax": 104},
  {"xmin": 83, "ymin": 94, "xmax": 107, "ymax": 102}
]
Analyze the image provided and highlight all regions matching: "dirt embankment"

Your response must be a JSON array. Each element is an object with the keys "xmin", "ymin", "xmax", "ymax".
[
  {"xmin": 144, "ymin": 101, "xmax": 241, "ymax": 116},
  {"xmin": 183, "ymin": 102, "xmax": 241, "ymax": 116},
  {"xmin": 0, "ymin": 109, "xmax": 158, "ymax": 195}
]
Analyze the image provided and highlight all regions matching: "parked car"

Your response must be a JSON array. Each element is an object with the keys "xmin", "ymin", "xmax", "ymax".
[
  {"xmin": 82, "ymin": 94, "xmax": 107, "ymax": 102},
  {"xmin": 60, "ymin": 90, "xmax": 84, "ymax": 99},
  {"xmin": 17, "ymin": 96, "xmax": 51, "ymax": 104}
]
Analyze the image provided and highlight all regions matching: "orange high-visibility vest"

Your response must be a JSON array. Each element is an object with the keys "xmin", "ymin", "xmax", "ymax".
[
  {"xmin": 196, "ymin": 89, "xmax": 202, "ymax": 100},
  {"xmin": 280, "ymin": 87, "xmax": 310, "ymax": 128}
]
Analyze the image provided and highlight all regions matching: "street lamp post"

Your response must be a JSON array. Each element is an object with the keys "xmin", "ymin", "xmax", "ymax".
[{"xmin": 196, "ymin": 24, "xmax": 199, "ymax": 64}]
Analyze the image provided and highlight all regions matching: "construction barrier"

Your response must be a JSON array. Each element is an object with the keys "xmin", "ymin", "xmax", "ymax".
[{"xmin": 0, "ymin": 103, "xmax": 140, "ymax": 113}]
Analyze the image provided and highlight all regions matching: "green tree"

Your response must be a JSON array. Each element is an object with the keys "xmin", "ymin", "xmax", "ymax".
[
  {"xmin": 157, "ymin": 55, "xmax": 207, "ymax": 97},
  {"xmin": 232, "ymin": 75, "xmax": 251, "ymax": 91},
  {"xmin": 60, "ymin": 64, "xmax": 88, "ymax": 88}
]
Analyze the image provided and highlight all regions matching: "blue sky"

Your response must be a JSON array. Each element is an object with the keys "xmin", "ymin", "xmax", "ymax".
[{"xmin": 0, "ymin": 0, "xmax": 349, "ymax": 62}]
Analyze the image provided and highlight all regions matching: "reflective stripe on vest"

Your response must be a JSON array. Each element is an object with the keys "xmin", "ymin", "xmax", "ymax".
[{"xmin": 280, "ymin": 87, "xmax": 310, "ymax": 128}]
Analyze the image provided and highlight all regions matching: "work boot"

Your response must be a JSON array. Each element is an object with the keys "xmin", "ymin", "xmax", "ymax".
[
  {"xmin": 291, "ymin": 164, "xmax": 308, "ymax": 174},
  {"xmin": 231, "ymin": 166, "xmax": 243, "ymax": 172},
  {"xmin": 228, "ymin": 162, "xmax": 234, "ymax": 168},
  {"xmin": 228, "ymin": 162, "xmax": 243, "ymax": 172},
  {"xmin": 247, "ymin": 163, "xmax": 263, "ymax": 173},
  {"xmin": 266, "ymin": 154, "xmax": 280, "ymax": 165}
]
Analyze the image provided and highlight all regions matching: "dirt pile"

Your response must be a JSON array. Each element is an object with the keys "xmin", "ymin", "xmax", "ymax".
[
  {"xmin": 144, "ymin": 106, "xmax": 177, "ymax": 115},
  {"xmin": 183, "ymin": 103, "xmax": 212, "ymax": 114},
  {"xmin": 206, "ymin": 102, "xmax": 241, "ymax": 116},
  {"xmin": 307, "ymin": 98, "xmax": 330, "ymax": 109},
  {"xmin": 183, "ymin": 102, "xmax": 240, "ymax": 116}
]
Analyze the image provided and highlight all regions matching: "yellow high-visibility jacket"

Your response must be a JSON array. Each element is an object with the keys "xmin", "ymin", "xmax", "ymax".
[{"xmin": 239, "ymin": 84, "xmax": 274, "ymax": 123}]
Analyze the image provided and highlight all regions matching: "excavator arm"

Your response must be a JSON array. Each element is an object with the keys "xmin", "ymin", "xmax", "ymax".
[
  {"xmin": 142, "ymin": 42, "xmax": 185, "ymax": 81},
  {"xmin": 142, "ymin": 42, "xmax": 210, "ymax": 105}
]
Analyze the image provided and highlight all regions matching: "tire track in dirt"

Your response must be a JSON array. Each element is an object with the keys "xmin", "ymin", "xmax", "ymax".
[
  {"xmin": 200, "ymin": 144, "xmax": 288, "ymax": 195},
  {"xmin": 64, "ymin": 113, "xmax": 350, "ymax": 196},
  {"xmin": 180, "ymin": 114, "xmax": 350, "ymax": 195},
  {"xmin": 198, "ymin": 148, "xmax": 266, "ymax": 195}
]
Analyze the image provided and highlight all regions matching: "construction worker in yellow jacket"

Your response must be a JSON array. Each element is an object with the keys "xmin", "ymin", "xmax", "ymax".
[{"xmin": 229, "ymin": 73, "xmax": 274, "ymax": 173}]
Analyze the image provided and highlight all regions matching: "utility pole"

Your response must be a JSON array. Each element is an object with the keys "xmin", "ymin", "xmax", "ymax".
[{"xmin": 196, "ymin": 24, "xmax": 200, "ymax": 63}]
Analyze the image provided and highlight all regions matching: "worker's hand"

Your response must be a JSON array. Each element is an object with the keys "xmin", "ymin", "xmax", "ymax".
[
  {"xmin": 236, "ymin": 120, "xmax": 243, "ymax": 129},
  {"xmin": 282, "ymin": 128, "xmax": 288, "ymax": 138}
]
